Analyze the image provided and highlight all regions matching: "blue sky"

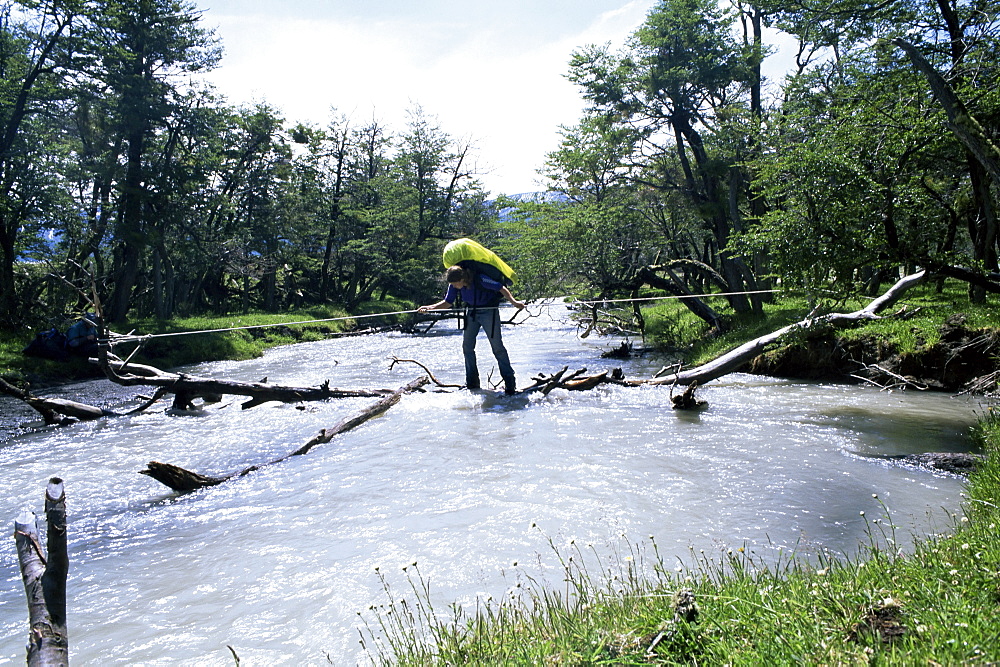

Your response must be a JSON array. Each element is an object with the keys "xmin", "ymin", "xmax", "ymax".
[{"xmin": 191, "ymin": 1, "xmax": 659, "ymax": 195}]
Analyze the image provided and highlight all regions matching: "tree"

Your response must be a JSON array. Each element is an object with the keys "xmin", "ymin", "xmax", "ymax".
[
  {"xmin": 90, "ymin": 0, "xmax": 220, "ymax": 322},
  {"xmin": 0, "ymin": 0, "xmax": 84, "ymax": 325},
  {"xmin": 566, "ymin": 0, "xmax": 764, "ymax": 314},
  {"xmin": 741, "ymin": 0, "xmax": 1000, "ymax": 297}
]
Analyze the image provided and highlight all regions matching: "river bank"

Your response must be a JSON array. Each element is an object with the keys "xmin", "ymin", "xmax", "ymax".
[
  {"xmin": 0, "ymin": 303, "xmax": 407, "ymax": 388},
  {"xmin": 372, "ymin": 414, "xmax": 1000, "ymax": 664}
]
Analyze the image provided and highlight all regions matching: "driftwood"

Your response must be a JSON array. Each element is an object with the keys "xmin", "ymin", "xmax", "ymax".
[
  {"xmin": 0, "ymin": 376, "xmax": 113, "ymax": 424},
  {"xmin": 647, "ymin": 270, "xmax": 928, "ymax": 387},
  {"xmin": 389, "ymin": 356, "xmax": 463, "ymax": 389},
  {"xmin": 14, "ymin": 478, "xmax": 69, "ymax": 666},
  {"xmin": 523, "ymin": 366, "xmax": 636, "ymax": 395},
  {"xmin": 1, "ymin": 358, "xmax": 398, "ymax": 426},
  {"xmin": 100, "ymin": 358, "xmax": 392, "ymax": 409},
  {"xmin": 140, "ymin": 376, "xmax": 429, "ymax": 492},
  {"xmin": 671, "ymin": 382, "xmax": 707, "ymax": 410}
]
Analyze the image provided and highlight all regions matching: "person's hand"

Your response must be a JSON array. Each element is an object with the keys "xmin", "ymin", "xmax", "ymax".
[
  {"xmin": 511, "ymin": 300, "xmax": 526, "ymax": 310},
  {"xmin": 417, "ymin": 305, "xmax": 429, "ymax": 313}
]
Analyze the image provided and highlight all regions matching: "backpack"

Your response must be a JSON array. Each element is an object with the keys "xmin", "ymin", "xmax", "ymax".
[
  {"xmin": 23, "ymin": 328, "xmax": 69, "ymax": 362},
  {"xmin": 66, "ymin": 318, "xmax": 97, "ymax": 348},
  {"xmin": 442, "ymin": 238, "xmax": 516, "ymax": 287}
]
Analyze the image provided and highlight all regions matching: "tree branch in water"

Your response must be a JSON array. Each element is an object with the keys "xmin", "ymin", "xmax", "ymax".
[{"xmin": 139, "ymin": 376, "xmax": 429, "ymax": 492}]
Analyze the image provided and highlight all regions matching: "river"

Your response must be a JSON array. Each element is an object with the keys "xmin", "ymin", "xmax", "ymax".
[{"xmin": 0, "ymin": 303, "xmax": 984, "ymax": 664}]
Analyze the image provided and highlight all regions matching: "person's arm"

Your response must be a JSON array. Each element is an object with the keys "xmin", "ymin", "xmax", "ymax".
[
  {"xmin": 499, "ymin": 286, "xmax": 525, "ymax": 310},
  {"xmin": 418, "ymin": 299, "xmax": 452, "ymax": 313}
]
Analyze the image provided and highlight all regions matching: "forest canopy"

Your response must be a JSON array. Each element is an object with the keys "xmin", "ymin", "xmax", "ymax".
[{"xmin": 2, "ymin": 0, "xmax": 998, "ymax": 333}]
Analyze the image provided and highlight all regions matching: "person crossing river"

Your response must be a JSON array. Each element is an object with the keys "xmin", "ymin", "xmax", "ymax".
[{"xmin": 418, "ymin": 239, "xmax": 525, "ymax": 394}]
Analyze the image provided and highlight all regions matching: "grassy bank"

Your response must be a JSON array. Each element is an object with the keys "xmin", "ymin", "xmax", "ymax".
[
  {"xmin": 361, "ymin": 279, "xmax": 999, "ymax": 664},
  {"xmin": 366, "ymin": 417, "xmax": 999, "ymax": 663},
  {"xmin": 643, "ymin": 278, "xmax": 1000, "ymax": 365},
  {"xmin": 0, "ymin": 300, "xmax": 414, "ymax": 384}
]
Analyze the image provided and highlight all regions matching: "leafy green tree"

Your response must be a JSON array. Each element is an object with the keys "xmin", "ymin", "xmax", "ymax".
[
  {"xmin": 567, "ymin": 0, "xmax": 764, "ymax": 313},
  {"xmin": 503, "ymin": 113, "xmax": 650, "ymax": 298},
  {"xmin": 89, "ymin": 0, "xmax": 220, "ymax": 322},
  {"xmin": 161, "ymin": 101, "xmax": 286, "ymax": 316},
  {"xmin": 742, "ymin": 0, "xmax": 1000, "ymax": 297},
  {"xmin": 0, "ymin": 0, "xmax": 85, "ymax": 325}
]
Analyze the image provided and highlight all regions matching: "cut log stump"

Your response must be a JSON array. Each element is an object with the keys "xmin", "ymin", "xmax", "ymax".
[{"xmin": 14, "ymin": 478, "xmax": 69, "ymax": 666}]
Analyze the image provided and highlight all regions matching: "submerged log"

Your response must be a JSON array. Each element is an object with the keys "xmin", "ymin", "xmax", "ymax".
[
  {"xmin": 140, "ymin": 376, "xmax": 429, "ymax": 492},
  {"xmin": 671, "ymin": 382, "xmax": 707, "ymax": 410},
  {"xmin": 14, "ymin": 478, "xmax": 69, "ymax": 665},
  {"xmin": 889, "ymin": 452, "xmax": 984, "ymax": 475}
]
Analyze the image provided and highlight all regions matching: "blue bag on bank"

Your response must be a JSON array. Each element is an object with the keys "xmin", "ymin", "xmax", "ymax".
[{"xmin": 22, "ymin": 328, "xmax": 70, "ymax": 361}]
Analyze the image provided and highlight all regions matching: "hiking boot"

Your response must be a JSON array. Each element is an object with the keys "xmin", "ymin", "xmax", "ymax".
[{"xmin": 504, "ymin": 379, "xmax": 517, "ymax": 395}]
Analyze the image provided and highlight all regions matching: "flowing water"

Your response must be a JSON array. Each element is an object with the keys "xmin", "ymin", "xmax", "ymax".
[{"xmin": 0, "ymin": 304, "xmax": 985, "ymax": 665}]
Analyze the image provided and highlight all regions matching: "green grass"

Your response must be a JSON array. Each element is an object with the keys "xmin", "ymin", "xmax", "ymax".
[
  {"xmin": 363, "ymin": 413, "xmax": 1000, "ymax": 664},
  {"xmin": 122, "ymin": 305, "xmax": 356, "ymax": 368},
  {"xmin": 1, "ymin": 304, "xmax": 365, "ymax": 382},
  {"xmin": 643, "ymin": 278, "xmax": 1000, "ymax": 365}
]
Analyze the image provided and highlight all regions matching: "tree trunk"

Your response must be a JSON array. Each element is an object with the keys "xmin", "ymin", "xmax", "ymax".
[
  {"xmin": 107, "ymin": 128, "xmax": 147, "ymax": 324},
  {"xmin": 14, "ymin": 478, "xmax": 69, "ymax": 666},
  {"xmin": 636, "ymin": 264, "xmax": 725, "ymax": 331},
  {"xmin": 0, "ymin": 226, "xmax": 17, "ymax": 323},
  {"xmin": 893, "ymin": 38, "xmax": 1000, "ymax": 186}
]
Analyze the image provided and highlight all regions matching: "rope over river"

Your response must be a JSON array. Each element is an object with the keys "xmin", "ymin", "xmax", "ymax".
[{"xmin": 0, "ymin": 301, "xmax": 984, "ymax": 663}]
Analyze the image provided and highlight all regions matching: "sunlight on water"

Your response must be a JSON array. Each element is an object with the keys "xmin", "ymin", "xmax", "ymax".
[{"xmin": 0, "ymin": 304, "xmax": 984, "ymax": 665}]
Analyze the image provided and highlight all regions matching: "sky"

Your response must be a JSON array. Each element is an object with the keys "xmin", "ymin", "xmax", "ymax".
[
  {"xmin": 190, "ymin": 1, "xmax": 793, "ymax": 197},
  {"xmin": 186, "ymin": 0, "xmax": 656, "ymax": 196}
]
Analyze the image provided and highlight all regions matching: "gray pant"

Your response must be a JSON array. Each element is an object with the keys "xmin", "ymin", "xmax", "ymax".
[{"xmin": 462, "ymin": 307, "xmax": 515, "ymax": 389}]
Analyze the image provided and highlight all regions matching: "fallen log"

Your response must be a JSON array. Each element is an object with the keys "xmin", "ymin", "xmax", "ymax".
[
  {"xmin": 100, "ymin": 358, "xmax": 392, "ymax": 409},
  {"xmin": 647, "ymin": 270, "xmax": 928, "ymax": 387},
  {"xmin": 140, "ymin": 375, "xmax": 429, "ymax": 492},
  {"xmin": 509, "ymin": 272, "xmax": 929, "ymax": 397},
  {"xmin": 0, "ymin": 376, "xmax": 113, "ymax": 424},
  {"xmin": 14, "ymin": 478, "xmax": 69, "ymax": 665}
]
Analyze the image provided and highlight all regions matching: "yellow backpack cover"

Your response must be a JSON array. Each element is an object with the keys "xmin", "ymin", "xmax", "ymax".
[{"xmin": 442, "ymin": 238, "xmax": 516, "ymax": 286}]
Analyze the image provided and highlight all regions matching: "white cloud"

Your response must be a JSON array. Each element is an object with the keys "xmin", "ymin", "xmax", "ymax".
[{"xmin": 200, "ymin": 3, "xmax": 655, "ymax": 196}]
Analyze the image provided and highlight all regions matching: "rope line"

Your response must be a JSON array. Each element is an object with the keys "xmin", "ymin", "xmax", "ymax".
[{"xmin": 103, "ymin": 288, "xmax": 781, "ymax": 346}]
